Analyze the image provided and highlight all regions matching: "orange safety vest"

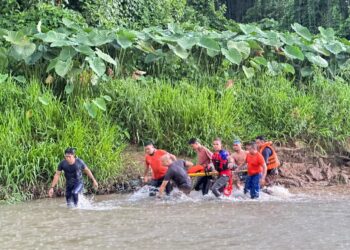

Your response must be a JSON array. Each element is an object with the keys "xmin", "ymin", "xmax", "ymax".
[{"xmin": 259, "ymin": 142, "xmax": 280, "ymax": 170}]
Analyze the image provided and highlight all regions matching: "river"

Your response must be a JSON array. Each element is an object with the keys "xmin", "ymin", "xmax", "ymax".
[{"xmin": 0, "ymin": 186, "xmax": 349, "ymax": 250}]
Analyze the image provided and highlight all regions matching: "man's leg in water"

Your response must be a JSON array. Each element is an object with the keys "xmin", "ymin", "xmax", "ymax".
[
  {"xmin": 65, "ymin": 186, "xmax": 74, "ymax": 206},
  {"xmin": 72, "ymin": 182, "xmax": 84, "ymax": 206},
  {"xmin": 249, "ymin": 174, "xmax": 261, "ymax": 199},
  {"xmin": 244, "ymin": 176, "xmax": 252, "ymax": 195},
  {"xmin": 211, "ymin": 176, "xmax": 229, "ymax": 197},
  {"xmin": 194, "ymin": 176, "xmax": 211, "ymax": 195},
  {"xmin": 266, "ymin": 168, "xmax": 278, "ymax": 186}
]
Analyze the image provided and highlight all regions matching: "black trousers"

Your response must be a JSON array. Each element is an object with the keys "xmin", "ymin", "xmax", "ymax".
[
  {"xmin": 149, "ymin": 177, "xmax": 173, "ymax": 196},
  {"xmin": 194, "ymin": 176, "xmax": 212, "ymax": 195}
]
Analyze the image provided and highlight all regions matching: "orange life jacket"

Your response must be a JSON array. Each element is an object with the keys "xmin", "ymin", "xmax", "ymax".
[
  {"xmin": 259, "ymin": 142, "xmax": 280, "ymax": 170},
  {"xmin": 187, "ymin": 165, "xmax": 205, "ymax": 174}
]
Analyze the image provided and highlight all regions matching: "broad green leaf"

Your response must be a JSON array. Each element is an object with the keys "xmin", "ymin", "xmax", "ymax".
[
  {"xmin": 84, "ymin": 101, "xmax": 97, "ymax": 118},
  {"xmin": 247, "ymin": 40, "xmax": 262, "ymax": 50},
  {"xmin": 283, "ymin": 45, "xmax": 304, "ymax": 61},
  {"xmin": 10, "ymin": 43, "xmax": 36, "ymax": 61},
  {"xmin": 267, "ymin": 61, "xmax": 281, "ymax": 76},
  {"xmin": 46, "ymin": 58, "xmax": 58, "ymax": 72},
  {"xmin": 117, "ymin": 30, "xmax": 137, "ymax": 49},
  {"xmin": 145, "ymin": 52, "xmax": 163, "ymax": 63},
  {"xmin": 239, "ymin": 23, "xmax": 259, "ymax": 35},
  {"xmin": 88, "ymin": 30, "xmax": 114, "ymax": 47},
  {"xmin": 305, "ymin": 53, "xmax": 328, "ymax": 68},
  {"xmin": 38, "ymin": 96, "xmax": 50, "ymax": 105},
  {"xmin": 291, "ymin": 23, "xmax": 313, "ymax": 41},
  {"xmin": 95, "ymin": 48, "xmax": 116, "ymax": 65},
  {"xmin": 249, "ymin": 60, "xmax": 261, "ymax": 70},
  {"xmin": 227, "ymin": 41, "xmax": 250, "ymax": 59},
  {"xmin": 177, "ymin": 37, "xmax": 198, "ymax": 50},
  {"xmin": 86, "ymin": 56, "xmax": 106, "ymax": 77},
  {"xmin": 311, "ymin": 39, "xmax": 331, "ymax": 56},
  {"xmin": 92, "ymin": 97, "xmax": 107, "ymax": 111},
  {"xmin": 301, "ymin": 66, "xmax": 313, "ymax": 77},
  {"xmin": 325, "ymin": 41, "xmax": 345, "ymax": 54},
  {"xmin": 55, "ymin": 59, "xmax": 73, "ymax": 77},
  {"xmin": 221, "ymin": 48, "xmax": 242, "ymax": 65},
  {"xmin": 50, "ymin": 40, "xmax": 77, "ymax": 47},
  {"xmin": 136, "ymin": 41, "xmax": 155, "ymax": 53},
  {"xmin": 64, "ymin": 83, "xmax": 74, "ymax": 94},
  {"xmin": 318, "ymin": 27, "xmax": 335, "ymax": 41},
  {"xmin": 4, "ymin": 31, "xmax": 27, "ymax": 45},
  {"xmin": 168, "ymin": 45, "xmax": 189, "ymax": 59},
  {"xmin": 206, "ymin": 49, "xmax": 220, "ymax": 57},
  {"xmin": 103, "ymin": 95, "xmax": 112, "ymax": 102},
  {"xmin": 74, "ymin": 45, "xmax": 94, "ymax": 56},
  {"xmin": 13, "ymin": 75, "xmax": 26, "ymax": 83},
  {"xmin": 242, "ymin": 66, "xmax": 254, "ymax": 78},
  {"xmin": 260, "ymin": 31, "xmax": 282, "ymax": 47},
  {"xmin": 281, "ymin": 63, "xmax": 295, "ymax": 74},
  {"xmin": 0, "ymin": 73, "xmax": 8, "ymax": 83},
  {"xmin": 58, "ymin": 47, "xmax": 77, "ymax": 61},
  {"xmin": 35, "ymin": 30, "xmax": 67, "ymax": 43},
  {"xmin": 198, "ymin": 37, "xmax": 220, "ymax": 52},
  {"xmin": 253, "ymin": 56, "xmax": 267, "ymax": 66}
]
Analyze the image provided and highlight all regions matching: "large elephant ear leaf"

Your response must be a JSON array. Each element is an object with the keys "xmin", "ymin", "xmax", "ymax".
[{"xmin": 291, "ymin": 23, "xmax": 313, "ymax": 41}]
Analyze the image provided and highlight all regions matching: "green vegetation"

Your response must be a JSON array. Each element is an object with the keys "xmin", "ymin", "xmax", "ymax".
[
  {"xmin": 0, "ymin": 79, "xmax": 125, "ymax": 202},
  {"xmin": 1, "ymin": 1, "xmax": 350, "ymax": 201}
]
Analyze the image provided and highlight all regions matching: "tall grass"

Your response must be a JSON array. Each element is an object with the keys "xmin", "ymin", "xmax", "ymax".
[
  {"xmin": 107, "ymin": 74, "xmax": 350, "ymax": 154},
  {"xmin": 0, "ymin": 79, "xmax": 126, "ymax": 201}
]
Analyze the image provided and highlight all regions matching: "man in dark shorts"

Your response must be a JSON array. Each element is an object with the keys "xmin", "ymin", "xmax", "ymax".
[
  {"xmin": 48, "ymin": 148, "xmax": 98, "ymax": 207},
  {"xmin": 188, "ymin": 138, "xmax": 213, "ymax": 195},
  {"xmin": 157, "ymin": 154, "xmax": 193, "ymax": 198}
]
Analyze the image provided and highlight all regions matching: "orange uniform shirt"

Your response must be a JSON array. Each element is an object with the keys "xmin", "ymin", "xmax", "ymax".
[
  {"xmin": 246, "ymin": 152, "xmax": 265, "ymax": 176},
  {"xmin": 145, "ymin": 149, "xmax": 168, "ymax": 180}
]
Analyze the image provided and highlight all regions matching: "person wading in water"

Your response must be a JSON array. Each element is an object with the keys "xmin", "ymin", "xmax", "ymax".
[
  {"xmin": 144, "ymin": 141, "xmax": 176, "ymax": 196},
  {"xmin": 48, "ymin": 147, "xmax": 98, "ymax": 207}
]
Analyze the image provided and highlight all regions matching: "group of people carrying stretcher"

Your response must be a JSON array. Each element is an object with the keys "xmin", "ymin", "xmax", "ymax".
[
  {"xmin": 144, "ymin": 136, "xmax": 280, "ymax": 199},
  {"xmin": 47, "ymin": 136, "xmax": 279, "ymax": 207}
]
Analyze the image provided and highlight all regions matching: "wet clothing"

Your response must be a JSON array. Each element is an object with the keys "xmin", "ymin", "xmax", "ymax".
[
  {"xmin": 148, "ymin": 177, "xmax": 173, "ymax": 196},
  {"xmin": 57, "ymin": 158, "xmax": 86, "ymax": 206},
  {"xmin": 66, "ymin": 182, "xmax": 83, "ymax": 206},
  {"xmin": 196, "ymin": 146, "xmax": 213, "ymax": 167},
  {"xmin": 259, "ymin": 142, "xmax": 280, "ymax": 171},
  {"xmin": 246, "ymin": 152, "xmax": 265, "ymax": 176},
  {"xmin": 145, "ymin": 150, "xmax": 168, "ymax": 180},
  {"xmin": 58, "ymin": 158, "xmax": 86, "ymax": 186},
  {"xmin": 212, "ymin": 175, "xmax": 230, "ymax": 197},
  {"xmin": 164, "ymin": 160, "xmax": 192, "ymax": 191},
  {"xmin": 244, "ymin": 173, "xmax": 261, "ymax": 199},
  {"xmin": 194, "ymin": 176, "xmax": 212, "ymax": 195},
  {"xmin": 212, "ymin": 150, "xmax": 230, "ymax": 176}
]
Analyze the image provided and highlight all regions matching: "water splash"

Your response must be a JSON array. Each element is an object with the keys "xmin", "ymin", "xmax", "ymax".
[{"xmin": 74, "ymin": 194, "xmax": 121, "ymax": 211}]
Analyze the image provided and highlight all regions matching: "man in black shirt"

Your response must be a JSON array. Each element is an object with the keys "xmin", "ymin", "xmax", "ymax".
[
  {"xmin": 48, "ymin": 148, "xmax": 98, "ymax": 207},
  {"xmin": 157, "ymin": 154, "xmax": 193, "ymax": 198}
]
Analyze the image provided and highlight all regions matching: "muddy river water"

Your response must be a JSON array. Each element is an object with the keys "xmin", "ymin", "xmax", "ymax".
[{"xmin": 0, "ymin": 186, "xmax": 349, "ymax": 250}]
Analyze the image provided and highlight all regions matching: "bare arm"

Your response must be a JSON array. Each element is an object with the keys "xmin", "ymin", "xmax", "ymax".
[
  {"xmin": 84, "ymin": 167, "xmax": 98, "ymax": 188},
  {"xmin": 157, "ymin": 180, "xmax": 169, "ymax": 198},
  {"xmin": 184, "ymin": 161, "xmax": 194, "ymax": 169},
  {"xmin": 48, "ymin": 171, "xmax": 61, "ymax": 197},
  {"xmin": 169, "ymin": 154, "xmax": 177, "ymax": 161}
]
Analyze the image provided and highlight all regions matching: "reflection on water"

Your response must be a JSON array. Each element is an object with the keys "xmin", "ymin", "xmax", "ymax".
[{"xmin": 0, "ymin": 186, "xmax": 349, "ymax": 250}]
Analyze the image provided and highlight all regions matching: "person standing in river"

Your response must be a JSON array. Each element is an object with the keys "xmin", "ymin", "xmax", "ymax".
[
  {"xmin": 255, "ymin": 136, "xmax": 280, "ymax": 186},
  {"xmin": 231, "ymin": 139, "xmax": 248, "ymax": 189},
  {"xmin": 245, "ymin": 142, "xmax": 267, "ymax": 199},
  {"xmin": 144, "ymin": 141, "xmax": 176, "ymax": 196},
  {"xmin": 188, "ymin": 138, "xmax": 213, "ymax": 195},
  {"xmin": 157, "ymin": 154, "xmax": 193, "ymax": 198},
  {"xmin": 210, "ymin": 138, "xmax": 234, "ymax": 198},
  {"xmin": 48, "ymin": 147, "xmax": 98, "ymax": 207}
]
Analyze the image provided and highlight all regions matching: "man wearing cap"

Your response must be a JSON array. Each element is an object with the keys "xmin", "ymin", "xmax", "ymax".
[
  {"xmin": 188, "ymin": 138, "xmax": 213, "ymax": 195},
  {"xmin": 231, "ymin": 139, "xmax": 248, "ymax": 189},
  {"xmin": 144, "ymin": 141, "xmax": 176, "ymax": 196},
  {"xmin": 255, "ymin": 136, "xmax": 280, "ymax": 186},
  {"xmin": 48, "ymin": 148, "xmax": 98, "ymax": 207}
]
